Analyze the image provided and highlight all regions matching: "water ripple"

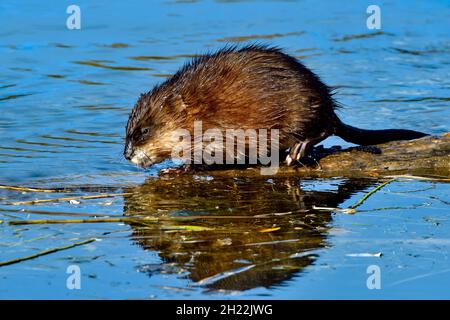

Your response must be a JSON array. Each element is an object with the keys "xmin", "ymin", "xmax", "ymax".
[
  {"xmin": 217, "ymin": 31, "xmax": 304, "ymax": 42},
  {"xmin": 40, "ymin": 134, "xmax": 121, "ymax": 145},
  {"xmin": 333, "ymin": 31, "xmax": 390, "ymax": 42},
  {"xmin": 15, "ymin": 139, "xmax": 89, "ymax": 149},
  {"xmin": 372, "ymin": 97, "xmax": 450, "ymax": 103},
  {"xmin": 73, "ymin": 60, "xmax": 152, "ymax": 71},
  {"xmin": 0, "ymin": 93, "xmax": 32, "ymax": 101}
]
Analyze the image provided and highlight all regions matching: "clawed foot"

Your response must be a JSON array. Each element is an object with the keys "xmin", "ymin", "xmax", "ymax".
[
  {"xmin": 286, "ymin": 141, "xmax": 323, "ymax": 169},
  {"xmin": 285, "ymin": 130, "xmax": 330, "ymax": 167},
  {"xmin": 159, "ymin": 165, "xmax": 191, "ymax": 176},
  {"xmin": 286, "ymin": 142, "xmax": 308, "ymax": 166}
]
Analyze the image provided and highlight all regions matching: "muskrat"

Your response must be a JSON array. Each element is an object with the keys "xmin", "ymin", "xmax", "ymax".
[{"xmin": 124, "ymin": 44, "xmax": 427, "ymax": 168}]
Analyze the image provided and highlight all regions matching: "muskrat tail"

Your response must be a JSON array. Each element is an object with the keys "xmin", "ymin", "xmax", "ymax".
[{"xmin": 333, "ymin": 117, "xmax": 428, "ymax": 146}]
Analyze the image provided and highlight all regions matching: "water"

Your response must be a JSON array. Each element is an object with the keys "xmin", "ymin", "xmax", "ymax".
[{"xmin": 0, "ymin": 0, "xmax": 449, "ymax": 299}]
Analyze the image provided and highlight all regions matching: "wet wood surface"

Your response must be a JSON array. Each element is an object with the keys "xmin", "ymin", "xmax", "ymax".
[{"xmin": 194, "ymin": 133, "xmax": 450, "ymax": 179}]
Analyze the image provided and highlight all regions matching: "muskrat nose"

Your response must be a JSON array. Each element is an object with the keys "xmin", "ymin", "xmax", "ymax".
[{"xmin": 124, "ymin": 142, "xmax": 134, "ymax": 160}]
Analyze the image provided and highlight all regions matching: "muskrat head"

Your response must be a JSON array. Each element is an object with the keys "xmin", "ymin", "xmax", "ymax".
[{"xmin": 124, "ymin": 88, "xmax": 188, "ymax": 168}]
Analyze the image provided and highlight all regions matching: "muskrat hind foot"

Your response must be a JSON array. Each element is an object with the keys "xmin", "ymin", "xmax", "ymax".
[
  {"xmin": 286, "ymin": 142, "xmax": 322, "ymax": 169},
  {"xmin": 159, "ymin": 165, "xmax": 192, "ymax": 176},
  {"xmin": 286, "ymin": 142, "xmax": 307, "ymax": 166}
]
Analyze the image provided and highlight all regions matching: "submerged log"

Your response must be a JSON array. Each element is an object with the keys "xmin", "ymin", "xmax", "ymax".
[
  {"xmin": 181, "ymin": 133, "xmax": 450, "ymax": 179},
  {"xmin": 299, "ymin": 132, "xmax": 450, "ymax": 178}
]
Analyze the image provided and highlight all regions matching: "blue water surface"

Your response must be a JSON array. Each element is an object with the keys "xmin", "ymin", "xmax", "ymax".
[{"xmin": 0, "ymin": 0, "xmax": 449, "ymax": 299}]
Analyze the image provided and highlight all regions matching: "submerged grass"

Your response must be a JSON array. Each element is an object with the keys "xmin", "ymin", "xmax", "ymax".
[
  {"xmin": 0, "ymin": 238, "xmax": 96, "ymax": 267},
  {"xmin": 6, "ymin": 214, "xmax": 275, "ymax": 226},
  {"xmin": 349, "ymin": 179, "xmax": 397, "ymax": 210},
  {"xmin": 7, "ymin": 193, "xmax": 131, "ymax": 205},
  {"xmin": 313, "ymin": 178, "xmax": 397, "ymax": 214},
  {"xmin": 0, "ymin": 185, "xmax": 63, "ymax": 193}
]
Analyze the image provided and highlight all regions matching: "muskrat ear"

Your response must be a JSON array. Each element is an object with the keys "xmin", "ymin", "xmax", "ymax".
[{"xmin": 166, "ymin": 93, "xmax": 187, "ymax": 114}]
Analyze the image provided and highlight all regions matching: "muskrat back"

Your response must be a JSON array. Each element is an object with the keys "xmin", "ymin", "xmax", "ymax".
[{"xmin": 124, "ymin": 45, "xmax": 427, "ymax": 168}]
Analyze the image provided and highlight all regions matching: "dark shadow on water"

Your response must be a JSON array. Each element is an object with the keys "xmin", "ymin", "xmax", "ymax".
[{"xmin": 123, "ymin": 175, "xmax": 376, "ymax": 291}]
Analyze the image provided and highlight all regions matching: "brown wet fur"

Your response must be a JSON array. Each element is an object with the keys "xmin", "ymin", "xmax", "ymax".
[{"xmin": 124, "ymin": 44, "xmax": 427, "ymax": 168}]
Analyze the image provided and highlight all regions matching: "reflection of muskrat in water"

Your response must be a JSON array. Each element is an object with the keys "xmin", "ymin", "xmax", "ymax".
[
  {"xmin": 124, "ymin": 176, "xmax": 376, "ymax": 290},
  {"xmin": 124, "ymin": 44, "xmax": 427, "ymax": 168}
]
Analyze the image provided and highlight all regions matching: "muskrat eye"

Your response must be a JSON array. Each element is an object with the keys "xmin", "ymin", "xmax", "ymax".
[{"xmin": 141, "ymin": 127, "xmax": 150, "ymax": 137}]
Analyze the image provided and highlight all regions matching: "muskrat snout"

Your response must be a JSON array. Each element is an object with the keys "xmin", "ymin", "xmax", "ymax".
[
  {"xmin": 123, "ymin": 138, "xmax": 157, "ymax": 168},
  {"xmin": 123, "ymin": 140, "xmax": 134, "ymax": 161}
]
